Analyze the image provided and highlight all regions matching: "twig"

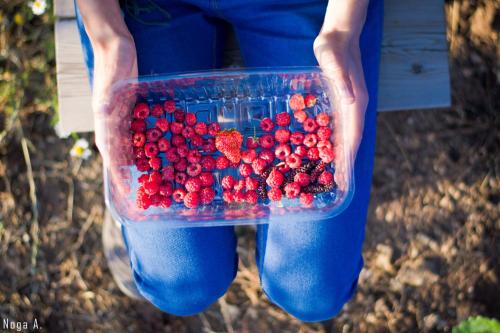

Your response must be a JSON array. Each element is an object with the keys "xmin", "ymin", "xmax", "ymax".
[
  {"xmin": 72, "ymin": 207, "xmax": 98, "ymax": 252},
  {"xmin": 381, "ymin": 118, "xmax": 413, "ymax": 172},
  {"xmin": 67, "ymin": 178, "xmax": 74, "ymax": 224}
]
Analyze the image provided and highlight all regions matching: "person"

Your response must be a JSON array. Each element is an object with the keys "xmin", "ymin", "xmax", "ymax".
[{"xmin": 75, "ymin": 0, "xmax": 383, "ymax": 321}]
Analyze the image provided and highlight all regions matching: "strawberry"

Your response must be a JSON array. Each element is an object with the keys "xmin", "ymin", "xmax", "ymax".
[{"xmin": 215, "ymin": 129, "xmax": 243, "ymax": 164}]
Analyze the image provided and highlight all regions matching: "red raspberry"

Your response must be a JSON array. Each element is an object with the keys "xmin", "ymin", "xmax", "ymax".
[
  {"xmin": 208, "ymin": 122, "xmax": 221, "ymax": 136},
  {"xmin": 317, "ymin": 127, "xmax": 331, "ymax": 141},
  {"xmin": 307, "ymin": 147, "xmax": 320, "ymax": 160},
  {"xmin": 150, "ymin": 193, "xmax": 163, "ymax": 207},
  {"xmin": 175, "ymin": 172, "xmax": 187, "ymax": 185},
  {"xmin": 275, "ymin": 112, "xmax": 291, "ymax": 127},
  {"xmin": 260, "ymin": 118, "xmax": 274, "ymax": 132},
  {"xmin": 133, "ymin": 103, "xmax": 149, "ymax": 119},
  {"xmin": 186, "ymin": 150, "xmax": 201, "ymax": 164},
  {"xmin": 171, "ymin": 135, "xmax": 185, "ymax": 147},
  {"xmin": 174, "ymin": 109, "xmax": 185, "ymax": 122},
  {"xmin": 144, "ymin": 143, "xmax": 159, "ymax": 158},
  {"xmin": 162, "ymin": 165, "xmax": 175, "ymax": 181},
  {"xmin": 172, "ymin": 188, "xmax": 186, "ymax": 202},
  {"xmin": 163, "ymin": 100, "xmax": 176, "ymax": 113},
  {"xmin": 266, "ymin": 169, "xmax": 284, "ymax": 188},
  {"xmin": 221, "ymin": 175, "xmax": 235, "ymax": 190},
  {"xmin": 159, "ymin": 183, "xmax": 173, "ymax": 196},
  {"xmin": 303, "ymin": 118, "xmax": 318, "ymax": 133},
  {"xmin": 300, "ymin": 192, "xmax": 314, "ymax": 207},
  {"xmin": 290, "ymin": 132, "xmax": 304, "ymax": 145},
  {"xmin": 318, "ymin": 171, "xmax": 334, "ymax": 185},
  {"xmin": 194, "ymin": 122, "xmax": 208, "ymax": 136},
  {"xmin": 202, "ymin": 138, "xmax": 216, "ymax": 153},
  {"xmin": 252, "ymin": 158, "xmax": 267, "ymax": 175},
  {"xmin": 260, "ymin": 149, "xmax": 275, "ymax": 163},
  {"xmin": 149, "ymin": 157, "xmax": 162, "ymax": 170},
  {"xmin": 146, "ymin": 128, "xmax": 162, "ymax": 142},
  {"xmin": 187, "ymin": 163, "xmax": 202, "ymax": 177},
  {"xmin": 317, "ymin": 140, "xmax": 333, "ymax": 150},
  {"xmin": 131, "ymin": 119, "xmax": 146, "ymax": 132},
  {"xmin": 174, "ymin": 158, "xmax": 188, "ymax": 171},
  {"xmin": 245, "ymin": 191, "xmax": 258, "ymax": 205},
  {"xmin": 267, "ymin": 188, "xmax": 282, "ymax": 201},
  {"xmin": 234, "ymin": 179, "xmax": 245, "ymax": 192},
  {"xmin": 183, "ymin": 192, "xmax": 199, "ymax": 208},
  {"xmin": 132, "ymin": 132, "xmax": 146, "ymax": 147},
  {"xmin": 136, "ymin": 158, "xmax": 150, "ymax": 172},
  {"xmin": 133, "ymin": 147, "xmax": 146, "ymax": 159},
  {"xmin": 151, "ymin": 104, "xmax": 164, "ymax": 117},
  {"xmin": 284, "ymin": 182, "xmax": 301, "ymax": 199},
  {"xmin": 246, "ymin": 137, "xmax": 259, "ymax": 149},
  {"xmin": 303, "ymin": 133, "xmax": 318, "ymax": 148},
  {"xmin": 289, "ymin": 93, "xmax": 305, "ymax": 111},
  {"xmin": 223, "ymin": 190, "xmax": 235, "ymax": 203},
  {"xmin": 166, "ymin": 148, "xmax": 179, "ymax": 163},
  {"xmin": 295, "ymin": 145, "xmax": 308, "ymax": 157},
  {"xmin": 200, "ymin": 187, "xmax": 215, "ymax": 205},
  {"xmin": 185, "ymin": 112, "xmax": 197, "ymax": 126},
  {"xmin": 234, "ymin": 190, "xmax": 245, "ymax": 203},
  {"xmin": 136, "ymin": 190, "xmax": 152, "ymax": 209},
  {"xmin": 170, "ymin": 122, "xmax": 184, "ymax": 134},
  {"xmin": 138, "ymin": 174, "xmax": 149, "ymax": 184},
  {"xmin": 278, "ymin": 163, "xmax": 290, "ymax": 173},
  {"xmin": 245, "ymin": 177, "xmax": 259, "ymax": 191},
  {"xmin": 285, "ymin": 153, "xmax": 302, "ymax": 169},
  {"xmin": 216, "ymin": 155, "xmax": 230, "ymax": 170},
  {"xmin": 275, "ymin": 128, "xmax": 291, "ymax": 143},
  {"xmin": 157, "ymin": 138, "xmax": 170, "ymax": 152},
  {"xmin": 158, "ymin": 195, "xmax": 172, "ymax": 208},
  {"xmin": 201, "ymin": 155, "xmax": 216, "ymax": 171},
  {"xmin": 185, "ymin": 177, "xmax": 201, "ymax": 192},
  {"xmin": 294, "ymin": 110, "xmax": 307, "ymax": 123},
  {"xmin": 176, "ymin": 145, "xmax": 189, "ymax": 158},
  {"xmin": 149, "ymin": 172, "xmax": 161, "ymax": 184},
  {"xmin": 319, "ymin": 147, "xmax": 335, "ymax": 163},
  {"xmin": 315, "ymin": 112, "xmax": 330, "ymax": 126},
  {"xmin": 294, "ymin": 172, "xmax": 311, "ymax": 187},
  {"xmin": 182, "ymin": 126, "xmax": 195, "ymax": 139},
  {"xmin": 239, "ymin": 164, "xmax": 252, "ymax": 177},
  {"xmin": 304, "ymin": 94, "xmax": 317, "ymax": 108},
  {"xmin": 199, "ymin": 172, "xmax": 214, "ymax": 187},
  {"xmin": 275, "ymin": 144, "xmax": 291, "ymax": 160},
  {"xmin": 191, "ymin": 135, "xmax": 203, "ymax": 147},
  {"xmin": 144, "ymin": 181, "xmax": 159, "ymax": 195},
  {"xmin": 259, "ymin": 134, "xmax": 275, "ymax": 149},
  {"xmin": 241, "ymin": 149, "xmax": 257, "ymax": 164}
]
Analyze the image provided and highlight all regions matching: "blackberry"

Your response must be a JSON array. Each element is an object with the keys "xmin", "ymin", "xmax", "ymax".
[
  {"xmin": 257, "ymin": 167, "xmax": 273, "ymax": 199},
  {"xmin": 296, "ymin": 161, "xmax": 316, "ymax": 174},
  {"xmin": 303, "ymin": 182, "xmax": 335, "ymax": 194},
  {"xmin": 310, "ymin": 161, "xmax": 327, "ymax": 183}
]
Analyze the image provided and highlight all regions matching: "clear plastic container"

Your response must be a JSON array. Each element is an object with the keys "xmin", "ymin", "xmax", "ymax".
[{"xmin": 99, "ymin": 67, "xmax": 355, "ymax": 227}]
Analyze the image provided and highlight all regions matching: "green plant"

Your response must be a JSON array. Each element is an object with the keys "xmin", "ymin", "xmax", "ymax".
[{"xmin": 453, "ymin": 316, "xmax": 500, "ymax": 333}]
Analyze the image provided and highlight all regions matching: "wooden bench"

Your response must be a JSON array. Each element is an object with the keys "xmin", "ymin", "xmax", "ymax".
[{"xmin": 54, "ymin": 0, "xmax": 451, "ymax": 136}]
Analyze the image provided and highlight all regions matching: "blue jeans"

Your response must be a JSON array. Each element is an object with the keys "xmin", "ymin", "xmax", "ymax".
[{"xmin": 76, "ymin": 0, "xmax": 383, "ymax": 321}]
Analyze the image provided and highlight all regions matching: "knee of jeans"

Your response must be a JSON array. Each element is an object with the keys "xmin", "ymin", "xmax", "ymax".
[{"xmin": 262, "ymin": 273, "xmax": 359, "ymax": 322}]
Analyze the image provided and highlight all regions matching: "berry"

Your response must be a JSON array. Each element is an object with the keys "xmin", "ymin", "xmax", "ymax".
[
  {"xmin": 275, "ymin": 128, "xmax": 291, "ymax": 143},
  {"xmin": 151, "ymin": 104, "xmax": 164, "ymax": 117},
  {"xmin": 241, "ymin": 149, "xmax": 257, "ymax": 164},
  {"xmin": 246, "ymin": 137, "xmax": 259, "ymax": 149},
  {"xmin": 171, "ymin": 134, "xmax": 186, "ymax": 147},
  {"xmin": 303, "ymin": 183, "xmax": 334, "ymax": 194},
  {"xmin": 166, "ymin": 148, "xmax": 179, "ymax": 163},
  {"xmin": 260, "ymin": 118, "xmax": 274, "ymax": 132},
  {"xmin": 293, "ymin": 110, "xmax": 307, "ymax": 123},
  {"xmin": 290, "ymin": 132, "xmax": 305, "ymax": 145},
  {"xmin": 159, "ymin": 183, "xmax": 173, "ymax": 197},
  {"xmin": 307, "ymin": 147, "xmax": 320, "ymax": 160},
  {"xmin": 318, "ymin": 171, "xmax": 334, "ymax": 185},
  {"xmin": 183, "ymin": 192, "xmax": 199, "ymax": 208},
  {"xmin": 317, "ymin": 140, "xmax": 333, "ymax": 150},
  {"xmin": 278, "ymin": 163, "xmax": 291, "ymax": 173},
  {"xmin": 245, "ymin": 177, "xmax": 259, "ymax": 191},
  {"xmin": 162, "ymin": 165, "xmax": 175, "ymax": 181},
  {"xmin": 185, "ymin": 177, "xmax": 202, "ymax": 193},
  {"xmin": 267, "ymin": 188, "xmax": 282, "ymax": 201},
  {"xmin": 176, "ymin": 145, "xmax": 189, "ymax": 158},
  {"xmin": 131, "ymin": 119, "xmax": 146, "ymax": 132},
  {"xmin": 133, "ymin": 103, "xmax": 149, "ymax": 119},
  {"xmin": 252, "ymin": 158, "xmax": 267, "ymax": 175},
  {"xmin": 215, "ymin": 129, "xmax": 243, "ymax": 163},
  {"xmin": 310, "ymin": 161, "xmax": 327, "ymax": 182},
  {"xmin": 182, "ymin": 126, "xmax": 195, "ymax": 139},
  {"xmin": 200, "ymin": 155, "xmax": 216, "ymax": 171},
  {"xmin": 149, "ymin": 157, "xmax": 162, "ymax": 170},
  {"xmin": 300, "ymin": 192, "xmax": 314, "ymax": 207},
  {"xmin": 163, "ymin": 100, "xmax": 176, "ymax": 113},
  {"xmin": 200, "ymin": 187, "xmax": 215, "ymax": 205},
  {"xmin": 133, "ymin": 147, "xmax": 146, "ymax": 159},
  {"xmin": 157, "ymin": 138, "xmax": 170, "ymax": 152},
  {"xmin": 294, "ymin": 145, "xmax": 308, "ymax": 157},
  {"xmin": 284, "ymin": 182, "xmax": 301, "ymax": 199},
  {"xmin": 187, "ymin": 150, "xmax": 202, "ymax": 164},
  {"xmin": 170, "ymin": 122, "xmax": 184, "ymax": 134},
  {"xmin": 208, "ymin": 122, "xmax": 221, "ymax": 136},
  {"xmin": 174, "ymin": 158, "xmax": 188, "ymax": 171},
  {"xmin": 233, "ymin": 179, "xmax": 244, "ymax": 192},
  {"xmin": 144, "ymin": 181, "xmax": 159, "ymax": 195},
  {"xmin": 259, "ymin": 149, "xmax": 275, "ymax": 163},
  {"xmin": 174, "ymin": 109, "xmax": 185, "ymax": 122},
  {"xmin": 304, "ymin": 94, "xmax": 317, "ymax": 108},
  {"xmin": 319, "ymin": 147, "xmax": 335, "ymax": 163},
  {"xmin": 289, "ymin": 93, "xmax": 305, "ymax": 111},
  {"xmin": 199, "ymin": 172, "xmax": 214, "ymax": 187},
  {"xmin": 317, "ymin": 126, "xmax": 331, "ymax": 141},
  {"xmin": 259, "ymin": 134, "xmax": 275, "ymax": 149},
  {"xmin": 185, "ymin": 112, "xmax": 197, "ymax": 126},
  {"xmin": 266, "ymin": 169, "xmax": 285, "ymax": 188},
  {"xmin": 275, "ymin": 112, "xmax": 291, "ymax": 127},
  {"xmin": 203, "ymin": 138, "xmax": 217, "ymax": 153},
  {"xmin": 175, "ymin": 172, "xmax": 187, "ymax": 185},
  {"xmin": 303, "ymin": 133, "xmax": 318, "ymax": 148},
  {"xmin": 285, "ymin": 153, "xmax": 302, "ymax": 169},
  {"xmin": 194, "ymin": 122, "xmax": 208, "ymax": 136},
  {"xmin": 239, "ymin": 164, "xmax": 252, "ymax": 177},
  {"xmin": 245, "ymin": 191, "xmax": 258, "ymax": 205},
  {"xmin": 234, "ymin": 190, "xmax": 245, "ymax": 203},
  {"xmin": 216, "ymin": 155, "xmax": 230, "ymax": 170},
  {"xmin": 294, "ymin": 172, "xmax": 311, "ymax": 187},
  {"xmin": 187, "ymin": 163, "xmax": 202, "ymax": 177},
  {"xmin": 222, "ymin": 175, "xmax": 236, "ymax": 190},
  {"xmin": 149, "ymin": 172, "xmax": 162, "ymax": 184},
  {"xmin": 136, "ymin": 158, "xmax": 150, "ymax": 172},
  {"xmin": 303, "ymin": 118, "xmax": 318, "ymax": 133},
  {"xmin": 172, "ymin": 188, "xmax": 186, "ymax": 203},
  {"xmin": 191, "ymin": 135, "xmax": 203, "ymax": 147},
  {"xmin": 223, "ymin": 191, "xmax": 235, "ymax": 203},
  {"xmin": 132, "ymin": 132, "xmax": 146, "ymax": 147},
  {"xmin": 275, "ymin": 144, "xmax": 291, "ymax": 160},
  {"xmin": 138, "ymin": 174, "xmax": 149, "ymax": 184},
  {"xmin": 144, "ymin": 143, "xmax": 159, "ymax": 158},
  {"xmin": 158, "ymin": 195, "xmax": 172, "ymax": 208},
  {"xmin": 146, "ymin": 128, "xmax": 162, "ymax": 142},
  {"xmin": 315, "ymin": 112, "xmax": 330, "ymax": 126},
  {"xmin": 136, "ymin": 190, "xmax": 151, "ymax": 209}
]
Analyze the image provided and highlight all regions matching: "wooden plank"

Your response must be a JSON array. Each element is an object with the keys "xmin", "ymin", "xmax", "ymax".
[{"xmin": 54, "ymin": 0, "xmax": 75, "ymax": 18}]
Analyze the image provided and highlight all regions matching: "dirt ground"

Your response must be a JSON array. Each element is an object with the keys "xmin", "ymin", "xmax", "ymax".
[{"xmin": 0, "ymin": 1, "xmax": 499, "ymax": 332}]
